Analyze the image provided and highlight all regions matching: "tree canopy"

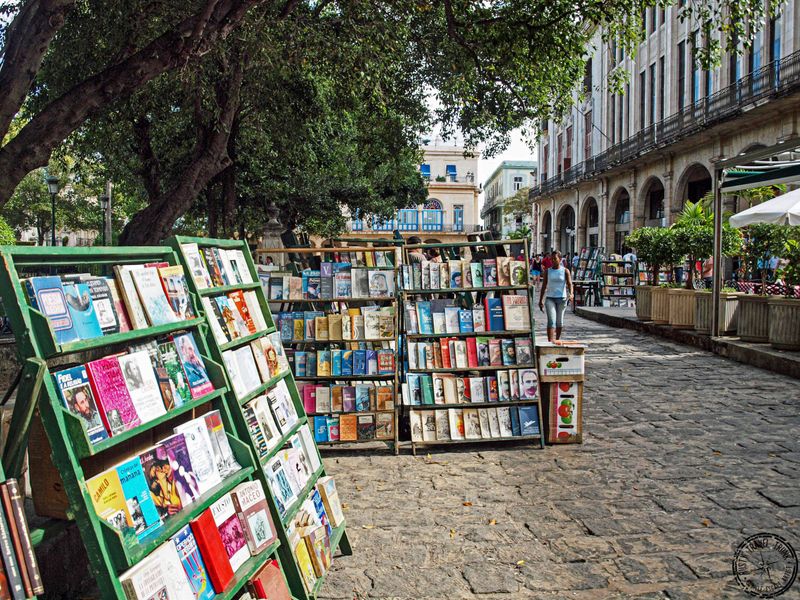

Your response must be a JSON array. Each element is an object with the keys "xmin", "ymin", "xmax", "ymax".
[{"xmin": 0, "ymin": 0, "xmax": 784, "ymax": 243}]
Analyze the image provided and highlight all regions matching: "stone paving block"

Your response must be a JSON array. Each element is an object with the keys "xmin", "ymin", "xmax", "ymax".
[
  {"xmin": 615, "ymin": 555, "xmax": 696, "ymax": 585},
  {"xmin": 462, "ymin": 563, "xmax": 521, "ymax": 594}
]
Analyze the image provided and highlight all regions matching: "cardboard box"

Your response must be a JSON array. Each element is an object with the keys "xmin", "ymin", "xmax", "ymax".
[
  {"xmin": 544, "ymin": 381, "xmax": 583, "ymax": 444},
  {"xmin": 537, "ymin": 344, "xmax": 586, "ymax": 382}
]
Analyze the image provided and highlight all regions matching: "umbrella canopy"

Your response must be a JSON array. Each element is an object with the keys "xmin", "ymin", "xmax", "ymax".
[{"xmin": 729, "ymin": 187, "xmax": 800, "ymax": 228}]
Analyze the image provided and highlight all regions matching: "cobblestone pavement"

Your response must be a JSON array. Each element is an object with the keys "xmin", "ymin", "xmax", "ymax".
[{"xmin": 319, "ymin": 311, "xmax": 800, "ymax": 600}]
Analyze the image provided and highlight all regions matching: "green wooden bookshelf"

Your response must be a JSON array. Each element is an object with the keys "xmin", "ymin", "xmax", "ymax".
[
  {"xmin": 169, "ymin": 236, "xmax": 352, "ymax": 600},
  {"xmin": 400, "ymin": 238, "xmax": 545, "ymax": 454},
  {"xmin": 0, "ymin": 245, "xmax": 289, "ymax": 599}
]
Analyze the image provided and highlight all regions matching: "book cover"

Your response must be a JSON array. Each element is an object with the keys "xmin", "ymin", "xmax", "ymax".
[
  {"xmin": 0, "ymin": 494, "xmax": 24, "ymax": 600},
  {"xmin": 326, "ymin": 416, "xmax": 340, "ymax": 441},
  {"xmin": 352, "ymin": 350, "xmax": 366, "ymax": 375},
  {"xmin": 334, "ymin": 272, "xmax": 352, "ymax": 298},
  {"xmin": 105, "ymin": 277, "xmax": 132, "ymax": 333},
  {"xmin": 443, "ymin": 306, "xmax": 459, "ymax": 334},
  {"xmin": 453, "ymin": 341, "xmax": 468, "ymax": 369},
  {"xmin": 472, "ymin": 306, "xmax": 486, "ymax": 332},
  {"xmin": 342, "ymin": 387, "xmax": 356, "ymax": 412},
  {"xmin": 429, "ymin": 262, "xmax": 440, "ymax": 289},
  {"xmin": 201, "ymin": 296, "xmax": 231, "ymax": 345},
  {"xmin": 518, "ymin": 405, "xmax": 540, "ymax": 435},
  {"xmin": 293, "ymin": 533, "xmax": 318, "ymax": 593},
  {"xmin": 53, "ymin": 365, "xmax": 108, "ymax": 444},
  {"xmin": 210, "ymin": 493, "xmax": 250, "ymax": 572},
  {"xmin": 339, "ymin": 414, "xmax": 357, "ymax": 441},
  {"xmin": 463, "ymin": 408, "xmax": 481, "ymax": 439},
  {"xmin": 268, "ymin": 380, "xmax": 299, "ymax": 433},
  {"xmin": 157, "ymin": 340, "xmax": 193, "ymax": 408},
  {"xmin": 509, "ymin": 369, "xmax": 520, "ymax": 401},
  {"xmin": 158, "ymin": 265, "xmax": 195, "ymax": 320},
  {"xmin": 434, "ymin": 409, "xmax": 450, "ymax": 440},
  {"xmin": 510, "ymin": 405, "xmax": 522, "ymax": 436},
  {"xmin": 251, "ymin": 558, "xmax": 292, "ymax": 600},
  {"xmin": 163, "ymin": 433, "xmax": 201, "ymax": 506},
  {"xmin": 458, "ymin": 309, "xmax": 474, "ymax": 333},
  {"xmin": 265, "ymin": 456, "xmax": 297, "ymax": 516},
  {"xmin": 448, "ymin": 408, "xmax": 465, "ymax": 440},
  {"xmin": 301, "ymin": 524, "xmax": 331, "ymax": 577},
  {"xmin": 497, "ymin": 370, "xmax": 511, "ymax": 402},
  {"xmin": 510, "ymin": 260, "xmax": 528, "ymax": 285},
  {"xmin": 497, "ymin": 257, "xmax": 511, "ymax": 286},
  {"xmin": 466, "ymin": 337, "xmax": 478, "ymax": 368},
  {"xmin": 131, "ymin": 267, "xmax": 178, "ymax": 326},
  {"xmin": 482, "ymin": 259, "xmax": 498, "ymax": 286},
  {"xmin": 252, "ymin": 394, "xmax": 282, "ymax": 452},
  {"xmin": 486, "ymin": 376, "xmax": 499, "ymax": 402},
  {"xmin": 214, "ymin": 295, "xmax": 242, "ymax": 339},
  {"xmin": 469, "ymin": 262, "xmax": 484, "ymax": 288},
  {"xmin": 231, "ymin": 249, "xmax": 253, "ymax": 283},
  {"xmin": 116, "ymin": 457, "xmax": 162, "ymax": 540},
  {"xmin": 181, "ymin": 243, "xmax": 213, "ymax": 289},
  {"xmin": 86, "ymin": 356, "xmax": 141, "ymax": 436},
  {"xmin": 203, "ymin": 410, "xmax": 241, "ymax": 478},
  {"xmin": 354, "ymin": 385, "xmax": 371, "ymax": 412},
  {"xmin": 497, "ymin": 406, "xmax": 513, "ymax": 436},
  {"xmin": 62, "ymin": 282, "xmax": 103, "ymax": 340},
  {"xmin": 316, "ymin": 476, "xmax": 345, "ymax": 527},
  {"xmin": 314, "ymin": 416, "xmax": 329, "ymax": 442},
  {"xmin": 488, "ymin": 407, "xmax": 501, "ymax": 437},
  {"xmin": 484, "ymin": 297, "xmax": 504, "ymax": 331},
  {"xmin": 201, "ymin": 247, "xmax": 226, "ymax": 287},
  {"xmin": 514, "ymin": 338, "xmax": 533, "ymax": 365},
  {"xmin": 86, "ymin": 468, "xmax": 134, "ymax": 535},
  {"xmin": 231, "ymin": 480, "xmax": 277, "ymax": 554},
  {"xmin": 139, "ymin": 445, "xmax": 182, "ymax": 518},
  {"xmin": 119, "ymin": 553, "xmax": 170, "ymax": 600},
  {"xmin": 488, "ymin": 339, "xmax": 502, "ymax": 366},
  {"xmin": 317, "ymin": 350, "xmax": 332, "ymax": 376},
  {"xmin": 218, "ymin": 249, "xmax": 241, "ymax": 285},
  {"xmin": 173, "ymin": 332, "xmax": 215, "ymax": 399},
  {"xmin": 83, "ymin": 276, "xmax": 119, "ymax": 335},
  {"xmin": 420, "ymin": 375, "xmax": 434, "ymax": 405},
  {"xmin": 118, "ymin": 350, "xmax": 168, "ymax": 423},
  {"xmin": 501, "ymin": 339, "xmax": 517, "ymax": 366},
  {"xmin": 229, "ymin": 290, "xmax": 257, "ymax": 335},
  {"xmin": 368, "ymin": 270, "xmax": 394, "ymax": 297},
  {"xmin": 173, "ymin": 523, "xmax": 216, "ymax": 598},
  {"xmin": 519, "ymin": 368, "xmax": 539, "ymax": 400},
  {"xmin": 502, "ymin": 294, "xmax": 531, "ymax": 330},
  {"xmin": 416, "ymin": 301, "xmax": 433, "ymax": 335},
  {"xmin": 174, "ymin": 417, "xmax": 223, "ymax": 495},
  {"xmin": 243, "ymin": 404, "xmax": 270, "ymax": 460},
  {"xmin": 469, "ymin": 377, "xmax": 486, "ymax": 403},
  {"xmin": 375, "ymin": 412, "xmax": 394, "ymax": 440},
  {"xmin": 478, "ymin": 408, "xmax": 491, "ymax": 437},
  {"xmin": 24, "ymin": 276, "xmax": 78, "ymax": 345},
  {"xmin": 188, "ymin": 508, "xmax": 233, "ymax": 597},
  {"xmin": 113, "ymin": 266, "xmax": 150, "ymax": 329}
]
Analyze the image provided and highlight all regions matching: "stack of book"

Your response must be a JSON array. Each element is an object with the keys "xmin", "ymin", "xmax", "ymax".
[
  {"xmin": 407, "ymin": 336, "xmax": 533, "ymax": 371},
  {"xmin": 221, "ymin": 331, "xmax": 290, "ymax": 400},
  {"xmin": 288, "ymin": 348, "xmax": 395, "ymax": 378},
  {"xmin": 118, "ymin": 478, "xmax": 283, "ymax": 599},
  {"xmin": 302, "ymin": 382, "xmax": 394, "ymax": 414},
  {"xmin": 284, "ymin": 476, "xmax": 345, "ymax": 595},
  {"xmin": 312, "ymin": 410, "xmax": 394, "ymax": 444},
  {"xmin": 409, "ymin": 405, "xmax": 540, "ymax": 443},
  {"xmin": 404, "ymin": 369, "xmax": 538, "ymax": 405},
  {"xmin": 240, "ymin": 380, "xmax": 302, "ymax": 461},
  {"xmin": 261, "ymin": 424, "xmax": 322, "ymax": 518},
  {"xmin": 0, "ymin": 478, "xmax": 44, "ymax": 598},
  {"xmin": 262, "ymin": 264, "xmax": 395, "ymax": 301},
  {"xmin": 180, "ymin": 243, "xmax": 255, "ymax": 290},
  {"xmin": 276, "ymin": 307, "xmax": 395, "ymax": 342},
  {"xmin": 24, "ymin": 262, "xmax": 196, "ymax": 345},
  {"xmin": 52, "ymin": 330, "xmax": 215, "ymax": 443},
  {"xmin": 405, "ymin": 296, "xmax": 530, "ymax": 335},
  {"xmin": 87, "ymin": 411, "xmax": 242, "ymax": 542},
  {"xmin": 201, "ymin": 288, "xmax": 268, "ymax": 346},
  {"xmin": 401, "ymin": 256, "xmax": 528, "ymax": 291}
]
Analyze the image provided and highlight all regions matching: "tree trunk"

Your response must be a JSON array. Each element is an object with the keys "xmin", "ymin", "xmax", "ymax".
[
  {"xmin": 207, "ymin": 187, "xmax": 219, "ymax": 238},
  {"xmin": 220, "ymin": 165, "xmax": 237, "ymax": 237},
  {"xmin": 0, "ymin": 0, "xmax": 266, "ymax": 207}
]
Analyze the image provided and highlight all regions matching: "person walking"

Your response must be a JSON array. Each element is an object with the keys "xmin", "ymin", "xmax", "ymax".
[
  {"xmin": 407, "ymin": 236, "xmax": 426, "ymax": 264},
  {"xmin": 538, "ymin": 250, "xmax": 573, "ymax": 342},
  {"xmin": 531, "ymin": 255, "xmax": 543, "ymax": 286}
]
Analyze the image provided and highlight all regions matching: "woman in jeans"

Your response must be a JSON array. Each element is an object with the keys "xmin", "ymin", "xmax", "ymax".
[{"xmin": 538, "ymin": 250, "xmax": 574, "ymax": 342}]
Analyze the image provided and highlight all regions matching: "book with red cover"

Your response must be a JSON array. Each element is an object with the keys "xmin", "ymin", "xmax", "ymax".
[
  {"xmin": 302, "ymin": 385, "xmax": 317, "ymax": 414},
  {"xmin": 190, "ymin": 509, "xmax": 234, "ymax": 593},
  {"xmin": 466, "ymin": 338, "xmax": 478, "ymax": 368},
  {"xmin": 250, "ymin": 559, "xmax": 291, "ymax": 600},
  {"xmin": 488, "ymin": 339, "xmax": 503, "ymax": 366},
  {"xmin": 86, "ymin": 355, "xmax": 141, "ymax": 436},
  {"xmin": 438, "ymin": 339, "xmax": 452, "ymax": 369},
  {"xmin": 229, "ymin": 290, "xmax": 257, "ymax": 335}
]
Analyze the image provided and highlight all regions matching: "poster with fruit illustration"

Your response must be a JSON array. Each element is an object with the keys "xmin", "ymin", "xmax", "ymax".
[
  {"xmin": 537, "ymin": 344, "xmax": 586, "ymax": 382},
  {"xmin": 547, "ymin": 381, "xmax": 582, "ymax": 444}
]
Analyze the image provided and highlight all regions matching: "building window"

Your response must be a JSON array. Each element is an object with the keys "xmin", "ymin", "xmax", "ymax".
[
  {"xmin": 420, "ymin": 163, "xmax": 431, "ymax": 180},
  {"xmin": 557, "ymin": 134, "xmax": 563, "ymax": 175},
  {"xmin": 649, "ymin": 63, "xmax": 656, "ymax": 126},
  {"xmin": 565, "ymin": 126, "xmax": 573, "ymax": 170},
  {"xmin": 610, "ymin": 94, "xmax": 616, "ymax": 144},
  {"xmin": 542, "ymin": 143, "xmax": 549, "ymax": 181},
  {"xmin": 677, "ymin": 40, "xmax": 686, "ymax": 110},
  {"xmin": 704, "ymin": 22, "xmax": 713, "ymax": 97},
  {"xmin": 649, "ymin": 7, "xmax": 655, "ymax": 34},
  {"xmin": 639, "ymin": 71, "xmax": 646, "ymax": 129},
  {"xmin": 445, "ymin": 164, "xmax": 457, "ymax": 181},
  {"xmin": 692, "ymin": 30, "xmax": 701, "ymax": 103},
  {"xmin": 769, "ymin": 15, "xmax": 781, "ymax": 64},
  {"xmin": 659, "ymin": 56, "xmax": 665, "ymax": 120},
  {"xmin": 729, "ymin": 31, "xmax": 742, "ymax": 84},
  {"xmin": 584, "ymin": 110, "xmax": 592, "ymax": 158},
  {"xmin": 641, "ymin": 9, "xmax": 647, "ymax": 36},
  {"xmin": 513, "ymin": 176, "xmax": 523, "ymax": 191}
]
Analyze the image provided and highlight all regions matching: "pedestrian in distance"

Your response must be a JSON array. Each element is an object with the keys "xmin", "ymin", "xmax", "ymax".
[{"xmin": 539, "ymin": 250, "xmax": 574, "ymax": 343}]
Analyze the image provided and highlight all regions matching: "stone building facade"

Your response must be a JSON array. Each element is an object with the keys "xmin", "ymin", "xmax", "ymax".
[{"xmin": 531, "ymin": 3, "xmax": 800, "ymax": 257}]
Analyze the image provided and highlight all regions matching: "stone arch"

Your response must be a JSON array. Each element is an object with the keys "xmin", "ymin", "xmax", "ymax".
[
  {"xmin": 638, "ymin": 176, "xmax": 666, "ymax": 227},
  {"xmin": 557, "ymin": 204, "xmax": 577, "ymax": 256},
  {"xmin": 580, "ymin": 196, "xmax": 600, "ymax": 249},
  {"xmin": 608, "ymin": 187, "xmax": 632, "ymax": 255},
  {"xmin": 424, "ymin": 198, "xmax": 443, "ymax": 210},
  {"xmin": 540, "ymin": 210, "xmax": 553, "ymax": 253},
  {"xmin": 676, "ymin": 163, "xmax": 712, "ymax": 209}
]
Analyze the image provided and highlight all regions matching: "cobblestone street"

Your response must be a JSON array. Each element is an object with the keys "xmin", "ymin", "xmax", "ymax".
[{"xmin": 319, "ymin": 311, "xmax": 800, "ymax": 599}]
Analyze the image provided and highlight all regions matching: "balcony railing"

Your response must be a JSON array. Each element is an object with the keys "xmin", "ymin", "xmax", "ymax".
[
  {"xmin": 349, "ymin": 209, "xmax": 480, "ymax": 233},
  {"xmin": 531, "ymin": 49, "xmax": 800, "ymax": 200}
]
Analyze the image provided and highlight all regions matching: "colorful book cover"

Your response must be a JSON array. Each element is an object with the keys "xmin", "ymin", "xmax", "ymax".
[
  {"xmin": 354, "ymin": 385, "xmax": 371, "ymax": 412},
  {"xmin": 497, "ymin": 257, "xmax": 511, "ymax": 286},
  {"xmin": 231, "ymin": 481, "xmax": 276, "ymax": 554},
  {"xmin": 140, "ymin": 444, "xmax": 182, "ymax": 518},
  {"xmin": 117, "ymin": 351, "xmax": 168, "ymax": 423},
  {"xmin": 83, "ymin": 277, "xmax": 119, "ymax": 335},
  {"xmin": 173, "ymin": 524, "xmax": 216, "ymax": 600},
  {"xmin": 158, "ymin": 340, "xmax": 193, "ymax": 407},
  {"xmin": 326, "ymin": 416, "xmax": 340, "ymax": 441},
  {"xmin": 515, "ymin": 338, "xmax": 533, "ymax": 365},
  {"xmin": 105, "ymin": 277, "xmax": 132, "ymax": 332},
  {"xmin": 131, "ymin": 266, "xmax": 179, "ymax": 326},
  {"xmin": 158, "ymin": 265, "xmax": 195, "ymax": 320},
  {"xmin": 416, "ymin": 301, "xmax": 433, "ymax": 334},
  {"xmin": 357, "ymin": 414, "xmax": 376, "ymax": 440},
  {"xmin": 339, "ymin": 414, "xmax": 357, "ymax": 441},
  {"xmin": 214, "ymin": 295, "xmax": 242, "ymax": 339},
  {"xmin": 502, "ymin": 295, "xmax": 531, "ymax": 330},
  {"xmin": 62, "ymin": 282, "xmax": 103, "ymax": 340},
  {"xmin": 25, "ymin": 276, "xmax": 78, "ymax": 344},
  {"xmin": 352, "ymin": 350, "xmax": 367, "ymax": 375},
  {"xmin": 501, "ymin": 339, "xmax": 517, "ymax": 366},
  {"xmin": 377, "ymin": 349, "xmax": 394, "ymax": 374},
  {"xmin": 116, "ymin": 457, "xmax": 162, "ymax": 540},
  {"xmin": 113, "ymin": 265, "xmax": 150, "ymax": 329},
  {"xmin": 470, "ymin": 262, "xmax": 484, "ymax": 288},
  {"xmin": 484, "ymin": 297, "xmax": 505, "ymax": 331},
  {"xmin": 368, "ymin": 270, "xmax": 393, "ymax": 297},
  {"xmin": 163, "ymin": 433, "xmax": 201, "ymax": 507},
  {"xmin": 458, "ymin": 309, "xmax": 474, "ymax": 333},
  {"xmin": 314, "ymin": 416, "xmax": 329, "ymax": 443},
  {"xmin": 52, "ymin": 365, "xmax": 108, "ymax": 444},
  {"xmin": 86, "ymin": 468, "xmax": 134, "ymax": 535},
  {"xmin": 86, "ymin": 356, "xmax": 141, "ymax": 436},
  {"xmin": 518, "ymin": 405, "xmax": 541, "ymax": 435},
  {"xmin": 229, "ymin": 290, "xmax": 257, "ymax": 335},
  {"xmin": 519, "ymin": 368, "xmax": 539, "ymax": 400},
  {"xmin": 203, "ymin": 410, "xmax": 241, "ymax": 478},
  {"xmin": 174, "ymin": 417, "xmax": 223, "ymax": 495},
  {"xmin": 482, "ymin": 259, "xmax": 498, "ymax": 286},
  {"xmin": 173, "ymin": 332, "xmax": 215, "ymax": 399},
  {"xmin": 181, "ymin": 243, "xmax": 213, "ymax": 289}
]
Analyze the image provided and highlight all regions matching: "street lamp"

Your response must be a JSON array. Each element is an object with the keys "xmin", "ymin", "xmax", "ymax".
[
  {"xmin": 100, "ymin": 195, "xmax": 110, "ymax": 245},
  {"xmin": 45, "ymin": 175, "xmax": 59, "ymax": 247}
]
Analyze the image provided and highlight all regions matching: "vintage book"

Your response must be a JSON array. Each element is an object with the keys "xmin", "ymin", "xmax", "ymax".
[
  {"xmin": 316, "ymin": 476, "xmax": 345, "ymax": 527},
  {"xmin": 201, "ymin": 247, "xmax": 226, "ymax": 287},
  {"xmin": 357, "ymin": 414, "xmax": 376, "ymax": 440},
  {"xmin": 458, "ymin": 309, "xmax": 474, "ymax": 333},
  {"xmin": 375, "ymin": 385, "xmax": 394, "ymax": 411},
  {"xmin": 144, "ymin": 540, "xmax": 200, "ymax": 600},
  {"xmin": 482, "ymin": 259, "xmax": 498, "ymax": 287},
  {"xmin": 375, "ymin": 412, "xmax": 394, "ymax": 440},
  {"xmin": 317, "ymin": 350, "xmax": 332, "ymax": 376},
  {"xmin": 339, "ymin": 414, "xmax": 357, "ymax": 441},
  {"xmin": 434, "ymin": 409, "xmax": 450, "ymax": 440},
  {"xmin": 223, "ymin": 347, "xmax": 259, "ymax": 399},
  {"xmin": 86, "ymin": 468, "xmax": 133, "ymax": 536},
  {"xmin": 497, "ymin": 257, "xmax": 511, "ymax": 286},
  {"xmin": 116, "ymin": 457, "xmax": 162, "ymax": 540},
  {"xmin": 243, "ymin": 290, "xmax": 267, "ymax": 331},
  {"xmin": 190, "ymin": 508, "xmax": 234, "ymax": 593},
  {"xmin": 502, "ymin": 295, "xmax": 531, "ymax": 330},
  {"xmin": 82, "ymin": 276, "xmax": 119, "ymax": 335},
  {"xmin": 472, "ymin": 306, "xmax": 486, "ymax": 332},
  {"xmin": 173, "ymin": 332, "xmax": 215, "ymax": 398},
  {"xmin": 429, "ymin": 262, "xmax": 441, "ymax": 289},
  {"xmin": 354, "ymin": 385, "xmax": 371, "ymax": 412},
  {"xmin": 509, "ymin": 369, "xmax": 520, "ymax": 401},
  {"xmin": 201, "ymin": 296, "xmax": 231, "ymax": 345},
  {"xmin": 268, "ymin": 381, "xmax": 299, "ymax": 433},
  {"xmin": 105, "ymin": 277, "xmax": 132, "ymax": 332},
  {"xmin": 86, "ymin": 355, "xmax": 141, "ymax": 435},
  {"xmin": 469, "ymin": 377, "xmax": 486, "ymax": 403},
  {"xmin": 453, "ymin": 341, "xmax": 468, "ymax": 369},
  {"xmin": 416, "ymin": 301, "xmax": 433, "ymax": 335},
  {"xmin": 53, "ymin": 365, "xmax": 108, "ymax": 444},
  {"xmin": 443, "ymin": 306, "xmax": 459, "ymax": 334},
  {"xmin": 211, "ymin": 493, "xmax": 251, "ymax": 572},
  {"xmin": 157, "ymin": 340, "xmax": 193, "ymax": 407},
  {"xmin": 251, "ymin": 340, "xmax": 272, "ymax": 381},
  {"xmin": 444, "ymin": 260, "xmax": 460, "ymax": 288},
  {"xmin": 486, "ymin": 376, "xmax": 499, "ymax": 402},
  {"xmin": 0, "ymin": 480, "xmax": 40, "ymax": 597},
  {"xmin": 118, "ymin": 350, "xmax": 168, "ymax": 423},
  {"xmin": 265, "ymin": 455, "xmax": 297, "ymax": 516},
  {"xmin": 181, "ymin": 243, "xmax": 213, "ymax": 289},
  {"xmin": 0, "ymin": 496, "xmax": 24, "ymax": 600},
  {"xmin": 292, "ymin": 530, "xmax": 318, "ymax": 594},
  {"xmin": 300, "ymin": 523, "xmax": 331, "ymax": 577},
  {"xmin": 314, "ymin": 416, "xmax": 329, "ymax": 442},
  {"xmin": 113, "ymin": 265, "xmax": 150, "ymax": 329},
  {"xmin": 463, "ymin": 408, "xmax": 481, "ymax": 439},
  {"xmin": 218, "ymin": 249, "xmax": 241, "ymax": 284},
  {"xmin": 368, "ymin": 270, "xmax": 394, "ymax": 298},
  {"xmin": 231, "ymin": 249, "xmax": 253, "ymax": 283},
  {"xmin": 174, "ymin": 417, "xmax": 223, "ymax": 495},
  {"xmin": 172, "ymin": 523, "xmax": 216, "ymax": 598},
  {"xmin": 326, "ymin": 416, "xmax": 340, "ymax": 441},
  {"xmin": 488, "ymin": 407, "xmax": 501, "ymax": 437},
  {"xmin": 470, "ymin": 262, "xmax": 484, "ymax": 288},
  {"xmin": 254, "ymin": 394, "xmax": 282, "ymax": 452},
  {"xmin": 510, "ymin": 405, "xmax": 522, "ymax": 436},
  {"xmin": 351, "ymin": 268, "xmax": 369, "ymax": 298},
  {"xmin": 214, "ymin": 295, "xmax": 242, "ymax": 339},
  {"xmin": 231, "ymin": 480, "xmax": 277, "ymax": 554},
  {"xmin": 202, "ymin": 411, "xmax": 240, "ymax": 478},
  {"xmin": 250, "ymin": 558, "xmax": 292, "ymax": 600},
  {"xmin": 158, "ymin": 265, "xmax": 195, "ymax": 320},
  {"xmin": 477, "ymin": 408, "xmax": 491, "ymax": 437},
  {"xmin": 488, "ymin": 338, "xmax": 502, "ymax": 366},
  {"xmin": 131, "ymin": 266, "xmax": 178, "ymax": 326},
  {"xmin": 266, "ymin": 331, "xmax": 290, "ymax": 373},
  {"xmin": 229, "ymin": 290, "xmax": 257, "ymax": 335},
  {"xmin": 62, "ymin": 282, "xmax": 103, "ymax": 340},
  {"xmin": 419, "ymin": 410, "xmax": 435, "ymax": 441},
  {"xmin": 363, "ymin": 309, "xmax": 381, "ymax": 339},
  {"xmin": 139, "ymin": 444, "xmax": 182, "ymax": 518},
  {"xmin": 243, "ymin": 404, "xmax": 270, "ymax": 460},
  {"xmin": 497, "ymin": 370, "xmax": 511, "ymax": 402},
  {"xmin": 465, "ymin": 337, "xmax": 478, "ymax": 368},
  {"xmin": 519, "ymin": 369, "xmax": 539, "ymax": 400},
  {"xmin": 501, "ymin": 339, "xmax": 517, "ymax": 366},
  {"xmin": 409, "ymin": 411, "xmax": 423, "ymax": 441},
  {"xmin": 163, "ymin": 433, "xmax": 201, "ymax": 506},
  {"xmin": 510, "ymin": 260, "xmax": 527, "ymax": 285},
  {"xmin": 515, "ymin": 338, "xmax": 533, "ymax": 365},
  {"xmin": 119, "ymin": 552, "xmax": 170, "ymax": 600},
  {"xmin": 448, "ymin": 408, "xmax": 465, "ymax": 440},
  {"xmin": 498, "ymin": 406, "xmax": 514, "ymax": 437},
  {"xmin": 484, "ymin": 297, "xmax": 505, "ymax": 331}
]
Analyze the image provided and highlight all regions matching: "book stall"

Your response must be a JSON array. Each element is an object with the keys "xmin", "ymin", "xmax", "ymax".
[
  {"xmin": 572, "ymin": 247, "xmax": 602, "ymax": 309},
  {"xmin": 400, "ymin": 239, "xmax": 545, "ymax": 454},
  {"xmin": 0, "ymin": 242, "xmax": 350, "ymax": 600},
  {"xmin": 253, "ymin": 246, "xmax": 400, "ymax": 454},
  {"xmin": 600, "ymin": 258, "xmax": 636, "ymax": 307},
  {"xmin": 536, "ymin": 343, "xmax": 586, "ymax": 444}
]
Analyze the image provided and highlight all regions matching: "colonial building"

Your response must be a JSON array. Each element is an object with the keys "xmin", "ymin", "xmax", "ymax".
[
  {"xmin": 480, "ymin": 160, "xmax": 537, "ymax": 235},
  {"xmin": 530, "ymin": 4, "xmax": 800, "ymax": 257},
  {"xmin": 344, "ymin": 143, "xmax": 482, "ymax": 243}
]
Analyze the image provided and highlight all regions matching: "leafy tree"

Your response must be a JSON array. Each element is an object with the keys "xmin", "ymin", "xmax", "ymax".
[
  {"xmin": 0, "ymin": 216, "xmax": 15, "ymax": 245},
  {"xmin": 672, "ymin": 223, "xmax": 742, "ymax": 289},
  {"xmin": 740, "ymin": 223, "xmax": 791, "ymax": 290},
  {"xmin": 626, "ymin": 227, "xmax": 683, "ymax": 284}
]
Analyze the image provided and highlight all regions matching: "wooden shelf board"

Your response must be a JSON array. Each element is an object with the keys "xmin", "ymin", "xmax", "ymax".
[
  {"xmin": 198, "ymin": 281, "xmax": 262, "ymax": 297},
  {"xmin": 219, "ymin": 326, "xmax": 276, "ymax": 352},
  {"xmin": 237, "ymin": 370, "xmax": 292, "ymax": 406},
  {"xmin": 280, "ymin": 467, "xmax": 325, "ymax": 527}
]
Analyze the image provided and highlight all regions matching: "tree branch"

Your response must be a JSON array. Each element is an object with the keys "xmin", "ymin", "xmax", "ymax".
[{"xmin": 131, "ymin": 114, "xmax": 163, "ymax": 201}]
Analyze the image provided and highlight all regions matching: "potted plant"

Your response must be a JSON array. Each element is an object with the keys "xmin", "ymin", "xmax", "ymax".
[
  {"xmin": 738, "ymin": 223, "xmax": 788, "ymax": 342},
  {"xmin": 627, "ymin": 227, "xmax": 678, "ymax": 321},
  {"xmin": 768, "ymin": 232, "xmax": 800, "ymax": 349},
  {"xmin": 652, "ymin": 283, "xmax": 680, "ymax": 324},
  {"xmin": 695, "ymin": 287, "xmax": 741, "ymax": 335}
]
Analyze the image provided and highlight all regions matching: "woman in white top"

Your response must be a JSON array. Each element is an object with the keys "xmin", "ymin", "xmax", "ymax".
[{"xmin": 538, "ymin": 250, "xmax": 574, "ymax": 342}]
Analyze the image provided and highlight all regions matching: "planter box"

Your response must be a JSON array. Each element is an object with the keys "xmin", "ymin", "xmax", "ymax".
[
  {"xmin": 738, "ymin": 295, "xmax": 771, "ymax": 343},
  {"xmin": 635, "ymin": 285, "xmax": 655, "ymax": 321},
  {"xmin": 651, "ymin": 287, "xmax": 671, "ymax": 324},
  {"xmin": 695, "ymin": 292, "xmax": 741, "ymax": 335},
  {"xmin": 768, "ymin": 297, "xmax": 800, "ymax": 350},
  {"xmin": 668, "ymin": 288, "xmax": 696, "ymax": 329}
]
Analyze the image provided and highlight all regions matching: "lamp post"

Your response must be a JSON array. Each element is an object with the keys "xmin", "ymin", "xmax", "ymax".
[
  {"xmin": 100, "ymin": 195, "xmax": 109, "ymax": 245},
  {"xmin": 45, "ymin": 175, "xmax": 60, "ymax": 247}
]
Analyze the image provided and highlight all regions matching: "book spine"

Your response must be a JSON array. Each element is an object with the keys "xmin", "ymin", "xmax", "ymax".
[
  {"xmin": 189, "ymin": 516, "xmax": 233, "ymax": 592},
  {"xmin": 0, "ymin": 499, "xmax": 24, "ymax": 600},
  {"xmin": 0, "ymin": 486, "xmax": 30, "ymax": 598},
  {"xmin": 4, "ymin": 481, "xmax": 42, "ymax": 595}
]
